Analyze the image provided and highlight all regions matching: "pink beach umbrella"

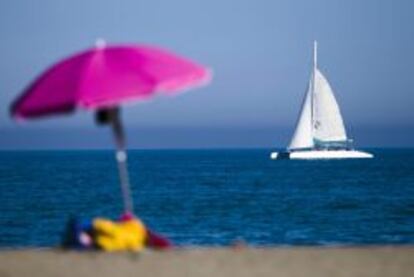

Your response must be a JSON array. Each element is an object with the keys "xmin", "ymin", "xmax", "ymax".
[{"xmin": 11, "ymin": 40, "xmax": 211, "ymax": 214}]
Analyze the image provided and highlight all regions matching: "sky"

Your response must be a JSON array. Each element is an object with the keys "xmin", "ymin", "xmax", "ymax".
[{"xmin": 0, "ymin": 0, "xmax": 413, "ymax": 149}]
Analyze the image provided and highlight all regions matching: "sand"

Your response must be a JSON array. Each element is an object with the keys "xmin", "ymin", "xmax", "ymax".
[{"xmin": 1, "ymin": 247, "xmax": 413, "ymax": 277}]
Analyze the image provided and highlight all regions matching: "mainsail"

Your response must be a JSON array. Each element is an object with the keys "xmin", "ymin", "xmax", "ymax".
[
  {"xmin": 312, "ymin": 68, "xmax": 347, "ymax": 143},
  {"xmin": 288, "ymin": 41, "xmax": 347, "ymax": 151}
]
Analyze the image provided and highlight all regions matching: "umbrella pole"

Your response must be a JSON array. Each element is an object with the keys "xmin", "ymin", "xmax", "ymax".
[{"xmin": 109, "ymin": 108, "xmax": 134, "ymax": 214}]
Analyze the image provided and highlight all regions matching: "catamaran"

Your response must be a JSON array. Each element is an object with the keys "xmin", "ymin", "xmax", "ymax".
[{"xmin": 271, "ymin": 42, "xmax": 373, "ymax": 160}]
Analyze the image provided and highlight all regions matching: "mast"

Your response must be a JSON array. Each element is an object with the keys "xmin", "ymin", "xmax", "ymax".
[
  {"xmin": 310, "ymin": 40, "xmax": 318, "ymax": 143},
  {"xmin": 313, "ymin": 40, "xmax": 318, "ymax": 71}
]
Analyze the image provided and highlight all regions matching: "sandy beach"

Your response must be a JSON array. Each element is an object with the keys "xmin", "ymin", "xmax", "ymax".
[{"xmin": 1, "ymin": 247, "xmax": 413, "ymax": 277}]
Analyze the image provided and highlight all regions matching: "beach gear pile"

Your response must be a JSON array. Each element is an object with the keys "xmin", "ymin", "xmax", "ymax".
[{"xmin": 62, "ymin": 213, "xmax": 171, "ymax": 252}]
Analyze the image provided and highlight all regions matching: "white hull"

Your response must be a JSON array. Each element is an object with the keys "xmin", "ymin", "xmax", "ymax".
[{"xmin": 270, "ymin": 150, "xmax": 373, "ymax": 160}]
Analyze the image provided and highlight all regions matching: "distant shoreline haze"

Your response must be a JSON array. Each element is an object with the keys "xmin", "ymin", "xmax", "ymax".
[{"xmin": 0, "ymin": 125, "xmax": 413, "ymax": 150}]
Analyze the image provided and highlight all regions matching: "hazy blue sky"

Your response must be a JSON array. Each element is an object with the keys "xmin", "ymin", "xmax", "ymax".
[{"xmin": 0, "ymin": 0, "xmax": 413, "ymax": 149}]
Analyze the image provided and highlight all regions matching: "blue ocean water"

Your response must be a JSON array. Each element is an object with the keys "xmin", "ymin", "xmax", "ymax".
[{"xmin": 1, "ymin": 149, "xmax": 414, "ymax": 248}]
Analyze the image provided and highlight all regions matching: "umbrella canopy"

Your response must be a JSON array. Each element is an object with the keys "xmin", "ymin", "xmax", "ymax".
[
  {"xmin": 10, "ymin": 42, "xmax": 211, "ymax": 214},
  {"xmin": 11, "ymin": 42, "xmax": 210, "ymax": 119}
]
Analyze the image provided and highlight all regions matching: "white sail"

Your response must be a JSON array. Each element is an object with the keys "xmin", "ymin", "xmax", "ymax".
[
  {"xmin": 289, "ymin": 41, "xmax": 347, "ymax": 149},
  {"xmin": 288, "ymin": 79, "xmax": 314, "ymax": 150},
  {"xmin": 312, "ymin": 68, "xmax": 347, "ymax": 142}
]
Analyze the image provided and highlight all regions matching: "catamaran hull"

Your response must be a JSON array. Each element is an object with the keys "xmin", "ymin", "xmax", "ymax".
[{"xmin": 270, "ymin": 150, "xmax": 373, "ymax": 160}]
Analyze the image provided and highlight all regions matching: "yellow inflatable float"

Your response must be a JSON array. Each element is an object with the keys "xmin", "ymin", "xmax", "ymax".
[{"xmin": 93, "ymin": 217, "xmax": 147, "ymax": 252}]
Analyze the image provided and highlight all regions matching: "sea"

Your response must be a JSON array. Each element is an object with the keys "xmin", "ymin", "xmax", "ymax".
[{"xmin": 1, "ymin": 148, "xmax": 414, "ymax": 248}]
